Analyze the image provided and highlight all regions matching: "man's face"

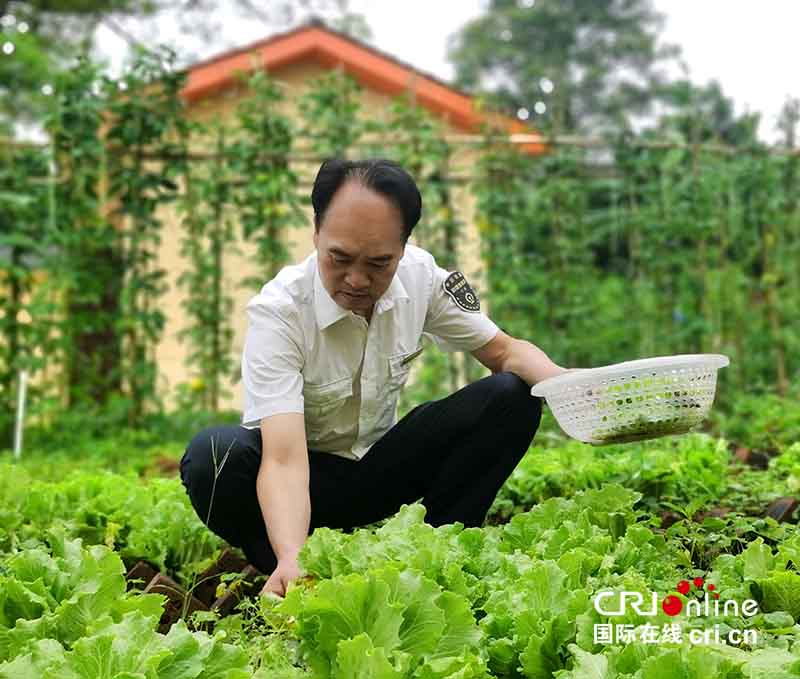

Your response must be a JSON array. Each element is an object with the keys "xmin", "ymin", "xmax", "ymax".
[{"xmin": 313, "ymin": 181, "xmax": 406, "ymax": 319}]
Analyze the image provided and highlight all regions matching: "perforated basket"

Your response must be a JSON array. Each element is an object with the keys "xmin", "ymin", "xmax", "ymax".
[{"xmin": 530, "ymin": 354, "xmax": 730, "ymax": 445}]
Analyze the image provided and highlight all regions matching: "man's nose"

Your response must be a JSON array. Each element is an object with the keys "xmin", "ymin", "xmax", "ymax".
[{"xmin": 345, "ymin": 269, "xmax": 370, "ymax": 290}]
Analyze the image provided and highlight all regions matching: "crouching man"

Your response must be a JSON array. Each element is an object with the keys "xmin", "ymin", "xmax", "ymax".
[{"xmin": 180, "ymin": 158, "xmax": 568, "ymax": 597}]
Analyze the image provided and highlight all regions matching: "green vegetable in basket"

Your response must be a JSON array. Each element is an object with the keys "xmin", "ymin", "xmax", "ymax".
[{"xmin": 596, "ymin": 414, "xmax": 689, "ymax": 444}]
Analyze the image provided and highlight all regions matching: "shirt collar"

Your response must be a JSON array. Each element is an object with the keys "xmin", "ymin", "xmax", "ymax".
[{"xmin": 313, "ymin": 253, "xmax": 409, "ymax": 330}]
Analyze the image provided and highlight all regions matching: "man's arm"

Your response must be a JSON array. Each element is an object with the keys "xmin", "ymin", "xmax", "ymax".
[
  {"xmin": 258, "ymin": 412, "xmax": 309, "ymax": 597},
  {"xmin": 471, "ymin": 329, "xmax": 567, "ymax": 387}
]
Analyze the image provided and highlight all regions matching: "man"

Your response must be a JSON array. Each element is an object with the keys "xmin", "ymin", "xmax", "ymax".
[{"xmin": 180, "ymin": 158, "xmax": 568, "ymax": 598}]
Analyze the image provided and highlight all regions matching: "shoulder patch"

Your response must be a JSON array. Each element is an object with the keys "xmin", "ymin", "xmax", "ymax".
[{"xmin": 443, "ymin": 271, "xmax": 481, "ymax": 312}]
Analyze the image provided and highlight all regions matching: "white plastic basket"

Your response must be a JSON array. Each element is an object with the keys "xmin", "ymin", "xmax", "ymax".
[{"xmin": 530, "ymin": 354, "xmax": 730, "ymax": 445}]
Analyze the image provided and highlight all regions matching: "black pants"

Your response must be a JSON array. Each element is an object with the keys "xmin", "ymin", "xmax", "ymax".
[{"xmin": 180, "ymin": 371, "xmax": 542, "ymax": 574}]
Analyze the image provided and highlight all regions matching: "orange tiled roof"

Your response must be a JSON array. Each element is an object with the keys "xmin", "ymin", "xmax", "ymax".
[{"xmin": 182, "ymin": 20, "xmax": 545, "ymax": 154}]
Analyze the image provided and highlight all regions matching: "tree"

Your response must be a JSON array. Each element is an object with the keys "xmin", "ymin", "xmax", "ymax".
[
  {"xmin": 447, "ymin": 0, "xmax": 680, "ymax": 135},
  {"xmin": 0, "ymin": 20, "xmax": 52, "ymax": 131},
  {"xmin": 1, "ymin": 1, "xmax": 372, "ymax": 133},
  {"xmin": 87, "ymin": 0, "xmax": 373, "ymax": 70},
  {"xmin": 246, "ymin": 0, "xmax": 373, "ymax": 42},
  {"xmin": 776, "ymin": 97, "xmax": 799, "ymax": 149},
  {"xmin": 0, "ymin": 0, "xmax": 164, "ymax": 128},
  {"xmin": 648, "ymin": 78, "xmax": 761, "ymax": 147}
]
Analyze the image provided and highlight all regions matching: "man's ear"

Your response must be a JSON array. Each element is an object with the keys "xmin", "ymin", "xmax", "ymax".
[{"xmin": 313, "ymin": 228, "xmax": 319, "ymax": 250}]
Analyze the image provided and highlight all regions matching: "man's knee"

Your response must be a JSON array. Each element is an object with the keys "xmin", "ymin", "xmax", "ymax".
[
  {"xmin": 182, "ymin": 426, "xmax": 229, "ymax": 488},
  {"xmin": 181, "ymin": 425, "xmax": 263, "ymax": 545},
  {"xmin": 489, "ymin": 372, "xmax": 540, "ymax": 407},
  {"xmin": 184, "ymin": 425, "xmax": 241, "ymax": 464},
  {"xmin": 486, "ymin": 372, "xmax": 542, "ymax": 435},
  {"xmin": 181, "ymin": 425, "xmax": 258, "ymax": 512}
]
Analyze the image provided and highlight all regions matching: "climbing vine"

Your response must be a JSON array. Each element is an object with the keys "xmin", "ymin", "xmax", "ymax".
[{"xmin": 104, "ymin": 47, "xmax": 189, "ymax": 426}]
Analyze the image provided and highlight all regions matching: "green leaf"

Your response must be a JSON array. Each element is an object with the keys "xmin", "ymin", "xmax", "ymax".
[
  {"xmin": 742, "ymin": 538, "xmax": 773, "ymax": 580},
  {"xmin": 281, "ymin": 571, "xmax": 405, "ymax": 678},
  {"xmin": 556, "ymin": 644, "xmax": 610, "ymax": 679},
  {"xmin": 755, "ymin": 572, "xmax": 800, "ymax": 621},
  {"xmin": 741, "ymin": 648, "xmax": 800, "ymax": 678},
  {"xmin": 65, "ymin": 612, "xmax": 170, "ymax": 678},
  {"xmin": 381, "ymin": 569, "xmax": 444, "ymax": 657},
  {"xmin": 430, "ymin": 592, "xmax": 482, "ymax": 660},
  {"xmin": 0, "ymin": 639, "xmax": 67, "ymax": 679},
  {"xmin": 332, "ymin": 634, "xmax": 402, "ymax": 679},
  {"xmin": 413, "ymin": 651, "xmax": 490, "ymax": 679},
  {"xmin": 520, "ymin": 614, "xmax": 573, "ymax": 678}
]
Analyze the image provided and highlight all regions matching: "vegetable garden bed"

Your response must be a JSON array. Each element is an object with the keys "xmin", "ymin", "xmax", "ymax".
[{"xmin": 2, "ymin": 430, "xmax": 800, "ymax": 677}]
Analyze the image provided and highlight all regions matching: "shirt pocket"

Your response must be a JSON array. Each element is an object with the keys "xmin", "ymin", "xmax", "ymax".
[
  {"xmin": 303, "ymin": 375, "xmax": 354, "ymax": 417},
  {"xmin": 386, "ymin": 345, "xmax": 425, "ymax": 389}
]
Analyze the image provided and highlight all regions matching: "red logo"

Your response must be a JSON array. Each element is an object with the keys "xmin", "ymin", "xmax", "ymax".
[
  {"xmin": 662, "ymin": 595, "xmax": 683, "ymax": 616},
  {"xmin": 661, "ymin": 578, "xmax": 719, "ymax": 616}
]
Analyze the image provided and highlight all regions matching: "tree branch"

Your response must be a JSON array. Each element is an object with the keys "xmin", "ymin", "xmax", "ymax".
[{"xmin": 100, "ymin": 14, "xmax": 146, "ymax": 49}]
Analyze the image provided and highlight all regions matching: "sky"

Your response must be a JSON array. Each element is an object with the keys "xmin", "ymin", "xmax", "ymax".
[{"xmin": 92, "ymin": 0, "xmax": 800, "ymax": 144}]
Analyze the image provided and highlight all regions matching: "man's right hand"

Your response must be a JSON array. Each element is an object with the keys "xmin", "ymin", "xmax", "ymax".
[{"xmin": 260, "ymin": 556, "xmax": 302, "ymax": 598}]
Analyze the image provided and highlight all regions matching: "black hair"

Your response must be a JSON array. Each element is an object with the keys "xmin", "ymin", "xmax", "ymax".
[{"xmin": 311, "ymin": 158, "xmax": 422, "ymax": 242}]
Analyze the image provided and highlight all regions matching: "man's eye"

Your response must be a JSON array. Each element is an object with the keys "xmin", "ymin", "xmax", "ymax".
[{"xmin": 371, "ymin": 262, "xmax": 388, "ymax": 269}]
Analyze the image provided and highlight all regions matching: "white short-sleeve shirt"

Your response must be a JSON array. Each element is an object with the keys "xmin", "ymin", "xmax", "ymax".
[{"xmin": 241, "ymin": 243, "xmax": 500, "ymax": 460}]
